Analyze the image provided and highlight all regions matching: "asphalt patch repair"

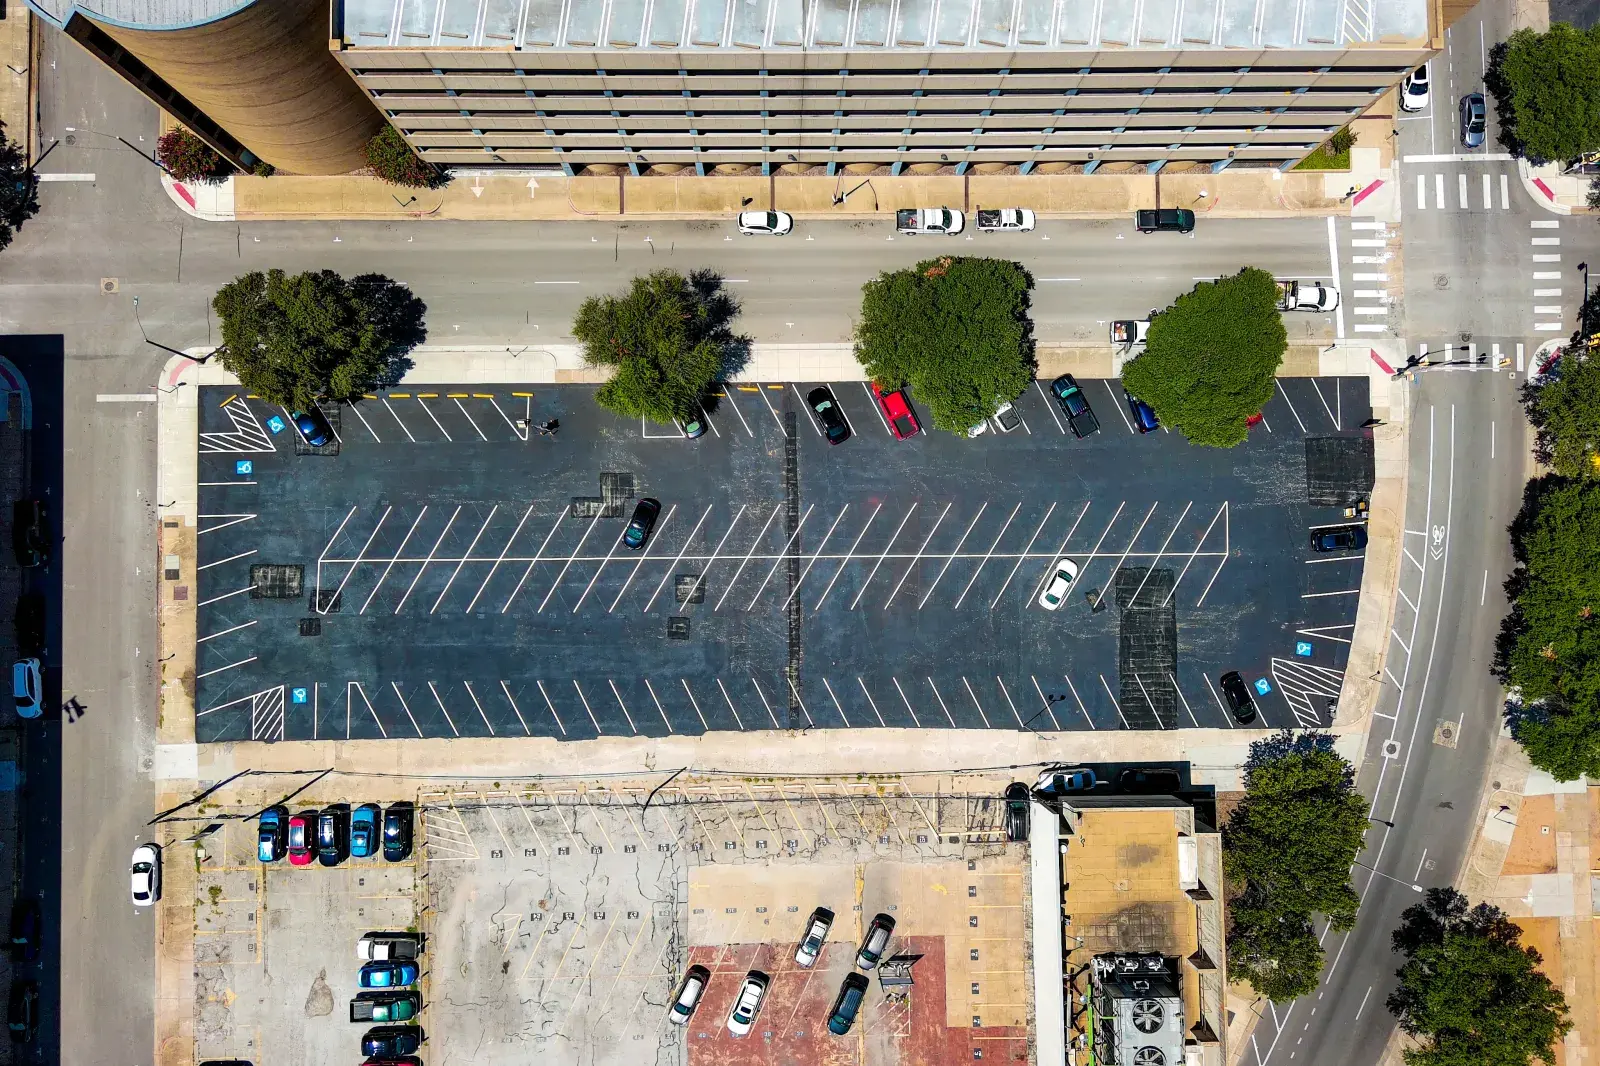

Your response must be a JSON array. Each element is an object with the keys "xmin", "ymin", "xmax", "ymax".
[{"xmin": 191, "ymin": 377, "xmax": 1371, "ymax": 741}]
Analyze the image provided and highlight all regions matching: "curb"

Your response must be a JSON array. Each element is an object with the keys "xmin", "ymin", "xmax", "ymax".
[
  {"xmin": 159, "ymin": 172, "xmax": 236, "ymax": 221},
  {"xmin": 1517, "ymin": 159, "xmax": 1573, "ymax": 216}
]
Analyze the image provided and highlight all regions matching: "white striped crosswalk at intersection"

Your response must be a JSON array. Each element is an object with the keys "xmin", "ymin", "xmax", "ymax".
[
  {"xmin": 1413, "ymin": 169, "xmax": 1512, "ymax": 210},
  {"xmin": 1348, "ymin": 221, "xmax": 1393, "ymax": 335},
  {"xmin": 1528, "ymin": 219, "xmax": 1565, "ymax": 334}
]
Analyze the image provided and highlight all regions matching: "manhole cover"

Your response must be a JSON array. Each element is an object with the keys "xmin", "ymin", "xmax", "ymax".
[
  {"xmin": 101, "ymin": 278, "xmax": 119, "ymax": 294},
  {"xmin": 667, "ymin": 616, "xmax": 691, "ymax": 639},
  {"xmin": 64, "ymin": 134, "xmax": 77, "ymax": 145},
  {"xmin": 1433, "ymin": 274, "xmax": 1450, "ymax": 290},
  {"xmin": 298, "ymin": 618, "xmax": 322, "ymax": 637},
  {"xmin": 1433, "ymin": 718, "xmax": 1459, "ymax": 748}
]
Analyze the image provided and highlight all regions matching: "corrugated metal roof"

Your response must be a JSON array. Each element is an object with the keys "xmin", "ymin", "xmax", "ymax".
[{"xmin": 342, "ymin": 0, "xmax": 1426, "ymax": 49}]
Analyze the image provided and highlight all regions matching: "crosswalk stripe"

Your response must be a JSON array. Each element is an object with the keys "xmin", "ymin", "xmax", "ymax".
[
  {"xmin": 1535, "ymin": 323, "xmax": 1565, "ymax": 331},
  {"xmin": 1532, "ymin": 289, "xmax": 1562, "ymax": 297},
  {"xmin": 1354, "ymin": 325, "xmax": 1388, "ymax": 333},
  {"xmin": 1354, "ymin": 289, "xmax": 1387, "ymax": 299},
  {"xmin": 1517, "ymin": 343, "xmax": 1525, "ymax": 372},
  {"xmin": 1531, "ymin": 220, "xmax": 1560, "ymax": 229},
  {"xmin": 1435, "ymin": 173, "xmax": 1444, "ymax": 207},
  {"xmin": 1532, "ymin": 237, "xmax": 1561, "ymax": 246},
  {"xmin": 1534, "ymin": 254, "xmax": 1561, "ymax": 263},
  {"xmin": 1350, "ymin": 239, "xmax": 1388, "ymax": 247},
  {"xmin": 1416, "ymin": 174, "xmax": 1426, "ymax": 210},
  {"xmin": 1482, "ymin": 173, "xmax": 1491, "ymax": 209},
  {"xmin": 1533, "ymin": 272, "xmax": 1561, "ymax": 280},
  {"xmin": 1533, "ymin": 305, "xmax": 1563, "ymax": 314},
  {"xmin": 1501, "ymin": 173, "xmax": 1510, "ymax": 210},
  {"xmin": 1351, "ymin": 221, "xmax": 1387, "ymax": 231},
  {"xmin": 1458, "ymin": 174, "xmax": 1468, "ymax": 209},
  {"xmin": 1354, "ymin": 307, "xmax": 1387, "ymax": 316},
  {"xmin": 1352, "ymin": 272, "xmax": 1388, "ymax": 281}
]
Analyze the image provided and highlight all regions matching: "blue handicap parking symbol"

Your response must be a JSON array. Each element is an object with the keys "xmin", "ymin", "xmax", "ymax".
[
  {"xmin": 1295, "ymin": 641, "xmax": 1313, "ymax": 657},
  {"xmin": 1254, "ymin": 677, "xmax": 1273, "ymax": 696},
  {"xmin": 291, "ymin": 687, "xmax": 308, "ymax": 705},
  {"xmin": 266, "ymin": 415, "xmax": 286, "ymax": 434},
  {"xmin": 235, "ymin": 459, "xmax": 254, "ymax": 476}
]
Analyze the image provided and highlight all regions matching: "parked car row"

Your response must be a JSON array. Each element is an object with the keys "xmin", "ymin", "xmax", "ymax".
[
  {"xmin": 734, "ymin": 207, "xmax": 1198, "ymax": 237},
  {"xmin": 258, "ymin": 801, "xmax": 413, "ymax": 866},
  {"xmin": 670, "ymin": 911, "xmax": 895, "ymax": 1036},
  {"xmin": 6, "ymin": 898, "xmax": 43, "ymax": 1044},
  {"xmin": 1005, "ymin": 765, "xmax": 1194, "ymax": 837},
  {"xmin": 11, "ymin": 499, "xmax": 49, "ymax": 722},
  {"xmin": 353, "ymin": 933, "xmax": 425, "ymax": 1058}
]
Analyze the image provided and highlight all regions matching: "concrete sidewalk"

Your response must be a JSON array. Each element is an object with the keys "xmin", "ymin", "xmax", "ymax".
[{"xmin": 0, "ymin": 8, "xmax": 32, "ymax": 159}]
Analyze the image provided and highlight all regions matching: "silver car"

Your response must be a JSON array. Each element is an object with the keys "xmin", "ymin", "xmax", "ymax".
[
  {"xmin": 1460, "ymin": 92, "xmax": 1486, "ymax": 149},
  {"xmin": 794, "ymin": 907, "xmax": 834, "ymax": 967},
  {"xmin": 667, "ymin": 965, "xmax": 709, "ymax": 1025}
]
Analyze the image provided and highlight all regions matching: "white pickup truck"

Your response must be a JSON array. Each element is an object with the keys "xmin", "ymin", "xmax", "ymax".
[
  {"xmin": 975, "ymin": 208, "xmax": 1035, "ymax": 232},
  {"xmin": 1277, "ymin": 280, "xmax": 1340, "ymax": 312},
  {"xmin": 896, "ymin": 207, "xmax": 965, "ymax": 235}
]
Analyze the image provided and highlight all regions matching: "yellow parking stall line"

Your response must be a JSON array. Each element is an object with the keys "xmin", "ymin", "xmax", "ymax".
[
  {"xmin": 774, "ymin": 786, "xmax": 814, "ymax": 849},
  {"xmin": 673, "ymin": 786, "xmax": 719, "ymax": 849},
  {"xmin": 517, "ymin": 907, "xmax": 564, "ymax": 981},
  {"xmin": 711, "ymin": 788, "xmax": 748, "ymax": 847},
  {"xmin": 577, "ymin": 788, "xmax": 616, "ymax": 851},
  {"xmin": 447, "ymin": 392, "xmax": 469, "ymax": 399},
  {"xmin": 499, "ymin": 913, "xmax": 523, "ymax": 958},
  {"xmin": 710, "ymin": 392, "xmax": 727, "ymax": 398},
  {"xmin": 363, "ymin": 394, "xmax": 378, "ymax": 400},
  {"xmin": 617, "ymin": 932, "xmax": 681, "ymax": 1045},
  {"xmin": 483, "ymin": 802, "xmax": 515, "ymax": 854},
  {"xmin": 417, "ymin": 392, "xmax": 439, "ymax": 398},
  {"xmin": 514, "ymin": 793, "xmax": 550, "ymax": 854},
  {"xmin": 512, "ymin": 391, "xmax": 535, "ymax": 398},
  {"xmin": 551, "ymin": 911, "xmax": 621, "ymax": 1033},
  {"xmin": 766, "ymin": 384, "xmax": 784, "ymax": 389},
  {"xmin": 537, "ymin": 915, "xmax": 588, "ymax": 996},
  {"xmin": 598, "ymin": 785, "xmax": 649, "ymax": 846},
  {"xmin": 891, "ymin": 782, "xmax": 941, "ymax": 837},
  {"xmin": 742, "ymin": 784, "xmax": 778, "ymax": 837},
  {"xmin": 219, "ymin": 393, "xmax": 238, "ymax": 407},
  {"xmin": 537, "ymin": 786, "xmax": 582, "ymax": 849},
  {"xmin": 389, "ymin": 393, "xmax": 411, "ymax": 399},
  {"xmin": 736, "ymin": 385, "xmax": 760, "ymax": 392},
  {"xmin": 472, "ymin": 392, "xmax": 494, "ymax": 399}
]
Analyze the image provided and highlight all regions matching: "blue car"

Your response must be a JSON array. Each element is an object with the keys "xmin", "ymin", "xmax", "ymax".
[
  {"xmin": 292, "ymin": 408, "xmax": 332, "ymax": 447},
  {"xmin": 350, "ymin": 803, "xmax": 381, "ymax": 859},
  {"xmin": 1124, "ymin": 392, "xmax": 1159, "ymax": 434},
  {"xmin": 257, "ymin": 805, "xmax": 288, "ymax": 863},
  {"xmin": 359, "ymin": 961, "xmax": 420, "ymax": 988}
]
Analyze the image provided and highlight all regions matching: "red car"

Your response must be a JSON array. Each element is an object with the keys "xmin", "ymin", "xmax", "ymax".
[
  {"xmin": 871, "ymin": 383, "xmax": 920, "ymax": 440},
  {"xmin": 287, "ymin": 810, "xmax": 316, "ymax": 866}
]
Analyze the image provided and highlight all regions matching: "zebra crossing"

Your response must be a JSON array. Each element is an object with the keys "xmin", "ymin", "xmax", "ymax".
[
  {"xmin": 1528, "ymin": 219, "xmax": 1567, "ymax": 334},
  {"xmin": 1413, "ymin": 169, "xmax": 1513, "ymax": 211},
  {"xmin": 1348, "ymin": 220, "xmax": 1395, "ymax": 335}
]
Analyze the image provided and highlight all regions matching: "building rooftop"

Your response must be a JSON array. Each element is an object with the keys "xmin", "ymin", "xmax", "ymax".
[
  {"xmin": 28, "ymin": 0, "xmax": 248, "ymax": 30},
  {"xmin": 338, "ymin": 0, "xmax": 1428, "ymax": 51}
]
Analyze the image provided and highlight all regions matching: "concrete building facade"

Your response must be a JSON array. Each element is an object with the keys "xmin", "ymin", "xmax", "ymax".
[{"xmin": 30, "ymin": 0, "xmax": 1434, "ymax": 175}]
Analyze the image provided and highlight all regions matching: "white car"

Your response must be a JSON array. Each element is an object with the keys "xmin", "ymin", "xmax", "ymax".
[
  {"xmin": 794, "ymin": 907, "xmax": 834, "ymax": 967},
  {"xmin": 1400, "ymin": 63, "xmax": 1430, "ymax": 113},
  {"xmin": 130, "ymin": 843, "xmax": 162, "ymax": 907},
  {"xmin": 726, "ymin": 971, "xmax": 770, "ymax": 1036},
  {"xmin": 12, "ymin": 657, "xmax": 41, "ymax": 720},
  {"xmin": 966, "ymin": 418, "xmax": 990, "ymax": 438},
  {"xmin": 1038, "ymin": 558, "xmax": 1080, "ymax": 611},
  {"xmin": 737, "ymin": 210, "xmax": 793, "ymax": 236},
  {"xmin": 358, "ymin": 933, "xmax": 420, "ymax": 961},
  {"xmin": 991, "ymin": 402, "xmax": 1021, "ymax": 433},
  {"xmin": 668, "ymin": 965, "xmax": 709, "ymax": 1025}
]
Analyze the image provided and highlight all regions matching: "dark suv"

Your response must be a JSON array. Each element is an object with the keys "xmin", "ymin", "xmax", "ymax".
[
  {"xmin": 1218, "ymin": 671, "xmax": 1258, "ymax": 725},
  {"xmin": 1311, "ymin": 525, "xmax": 1368, "ymax": 552},
  {"xmin": 1134, "ymin": 208, "xmax": 1196, "ymax": 234},
  {"xmin": 317, "ymin": 803, "xmax": 350, "ymax": 867},
  {"xmin": 11, "ymin": 500, "xmax": 47, "ymax": 569}
]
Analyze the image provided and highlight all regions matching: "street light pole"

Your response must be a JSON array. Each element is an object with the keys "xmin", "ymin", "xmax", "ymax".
[{"xmin": 1351, "ymin": 858, "xmax": 1423, "ymax": 892}]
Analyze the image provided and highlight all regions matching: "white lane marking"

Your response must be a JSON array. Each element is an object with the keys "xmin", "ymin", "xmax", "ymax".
[
  {"xmin": 1035, "ymin": 379, "xmax": 1066, "ymax": 434},
  {"xmin": 1532, "ymin": 289, "xmax": 1562, "ymax": 296},
  {"xmin": 394, "ymin": 505, "xmax": 460, "ymax": 614},
  {"xmin": 1533, "ymin": 254, "xmax": 1561, "ymax": 262},
  {"xmin": 885, "ymin": 502, "xmax": 952, "ymax": 609},
  {"xmin": 1532, "ymin": 272, "xmax": 1562, "ymax": 280},
  {"xmin": 431, "ymin": 505, "xmax": 499, "ymax": 614},
  {"xmin": 96, "ymin": 393, "xmax": 156, "ymax": 403},
  {"xmin": 1434, "ymin": 173, "xmax": 1444, "ymax": 207},
  {"xmin": 1535, "ymin": 323, "xmax": 1565, "ymax": 331},
  {"xmin": 851, "ymin": 504, "xmax": 919, "ymax": 610},
  {"xmin": 1533, "ymin": 305, "xmax": 1563, "ymax": 314},
  {"xmin": 1327, "ymin": 215, "xmax": 1345, "ymax": 340},
  {"xmin": 1481, "ymin": 172, "xmax": 1491, "ymax": 209},
  {"xmin": 1456, "ymin": 173, "xmax": 1467, "ymax": 208},
  {"xmin": 1500, "ymin": 172, "xmax": 1510, "ymax": 209},
  {"xmin": 1401, "ymin": 152, "xmax": 1513, "ymax": 161}
]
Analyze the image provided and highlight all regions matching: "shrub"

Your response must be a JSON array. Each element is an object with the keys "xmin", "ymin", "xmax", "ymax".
[
  {"xmin": 365, "ymin": 126, "xmax": 446, "ymax": 189},
  {"xmin": 156, "ymin": 128, "xmax": 232, "ymax": 184}
]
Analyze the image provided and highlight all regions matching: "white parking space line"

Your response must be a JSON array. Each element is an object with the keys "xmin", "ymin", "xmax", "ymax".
[
  {"xmin": 916, "ymin": 503, "xmax": 989, "ymax": 609},
  {"xmin": 1126, "ymin": 501, "xmax": 1193, "ymax": 604},
  {"xmin": 1164, "ymin": 502, "xmax": 1227, "ymax": 607},
  {"xmin": 885, "ymin": 502, "xmax": 951, "ymax": 609},
  {"xmin": 859, "ymin": 382, "xmax": 895, "ymax": 436},
  {"xmin": 1275, "ymin": 380, "xmax": 1309, "ymax": 434},
  {"xmin": 382, "ymin": 399, "xmax": 417, "ymax": 442},
  {"xmin": 539, "ymin": 515, "xmax": 602, "ymax": 612},
  {"xmin": 611, "ymin": 503, "xmax": 690, "ymax": 612},
  {"xmin": 1102, "ymin": 380, "xmax": 1136, "ymax": 433},
  {"xmin": 1168, "ymin": 672, "xmax": 1199, "ymax": 727},
  {"xmin": 695, "ymin": 401, "xmax": 721, "ymax": 439},
  {"xmin": 717, "ymin": 390, "xmax": 755, "ymax": 436},
  {"xmin": 571, "ymin": 526, "xmax": 630, "ymax": 613},
  {"xmin": 392, "ymin": 682, "xmax": 424, "ymax": 735},
  {"xmin": 1063, "ymin": 674, "xmax": 1094, "ymax": 729},
  {"xmin": 792, "ymin": 384, "xmax": 822, "ymax": 436},
  {"xmin": 607, "ymin": 679, "xmax": 640, "ymax": 735},
  {"xmin": 680, "ymin": 679, "xmax": 710, "ymax": 731},
  {"xmin": 781, "ymin": 505, "xmax": 851, "ymax": 609},
  {"xmin": 814, "ymin": 503, "xmax": 882, "ymax": 610},
  {"xmin": 1099, "ymin": 674, "xmax": 1131, "ymax": 729},
  {"xmin": 536, "ymin": 679, "xmax": 568, "ymax": 735},
  {"xmin": 851, "ymin": 504, "xmax": 918, "ymax": 609},
  {"xmin": 991, "ymin": 501, "xmax": 1058, "ymax": 609},
  {"xmin": 1099, "ymin": 503, "xmax": 1157, "ymax": 592},
  {"xmin": 756, "ymin": 385, "xmax": 788, "ymax": 435},
  {"xmin": 1026, "ymin": 500, "xmax": 1093, "ymax": 606},
  {"xmin": 962, "ymin": 677, "xmax": 993, "ymax": 728},
  {"xmin": 464, "ymin": 505, "xmax": 535, "ymax": 614},
  {"xmin": 428, "ymin": 681, "xmax": 461, "ymax": 737},
  {"xmin": 858, "ymin": 678, "xmax": 887, "ymax": 726},
  {"xmin": 644, "ymin": 679, "xmax": 674, "ymax": 733},
  {"xmin": 451, "ymin": 397, "xmax": 489, "ymax": 441},
  {"xmin": 361, "ymin": 507, "xmax": 428, "ymax": 614},
  {"xmin": 1309, "ymin": 379, "xmax": 1339, "ymax": 428},
  {"xmin": 1065, "ymin": 500, "xmax": 1127, "ymax": 604},
  {"xmin": 926, "ymin": 677, "xmax": 957, "ymax": 727},
  {"xmin": 715, "ymin": 505, "xmax": 782, "ymax": 611},
  {"xmin": 487, "ymin": 396, "xmax": 528, "ymax": 441},
  {"xmin": 744, "ymin": 504, "xmax": 817, "ymax": 610},
  {"xmin": 1029, "ymin": 675, "xmax": 1064, "ymax": 731},
  {"xmin": 349, "ymin": 404, "xmax": 382, "ymax": 442},
  {"xmin": 893, "ymin": 677, "xmax": 922, "ymax": 727},
  {"xmin": 751, "ymin": 677, "xmax": 781, "ymax": 729},
  {"xmin": 394, "ymin": 505, "xmax": 461, "ymax": 614},
  {"xmin": 821, "ymin": 677, "xmax": 851, "ymax": 726},
  {"xmin": 571, "ymin": 680, "xmax": 603, "ymax": 733},
  {"xmin": 995, "ymin": 675, "xmax": 1025, "ymax": 728},
  {"xmin": 1202, "ymin": 673, "xmax": 1235, "ymax": 729},
  {"xmin": 663, "ymin": 504, "xmax": 741, "ymax": 613},
  {"xmin": 953, "ymin": 501, "xmax": 1022, "ymax": 609},
  {"xmin": 1034, "ymin": 380, "xmax": 1067, "ymax": 434},
  {"xmin": 499, "ymin": 680, "xmax": 532, "ymax": 735},
  {"xmin": 502, "ymin": 515, "xmax": 566, "ymax": 613},
  {"xmin": 464, "ymin": 681, "xmax": 496, "ymax": 735},
  {"xmin": 431, "ymin": 505, "xmax": 499, "ymax": 614},
  {"xmin": 787, "ymin": 676, "xmax": 815, "ymax": 727},
  {"xmin": 417, "ymin": 398, "xmax": 452, "ymax": 440}
]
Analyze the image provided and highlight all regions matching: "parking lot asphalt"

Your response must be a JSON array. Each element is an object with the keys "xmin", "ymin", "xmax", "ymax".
[{"xmin": 192, "ymin": 376, "xmax": 1370, "ymax": 742}]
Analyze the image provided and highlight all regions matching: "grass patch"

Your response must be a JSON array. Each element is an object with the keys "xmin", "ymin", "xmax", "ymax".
[{"xmin": 1293, "ymin": 145, "xmax": 1352, "ymax": 170}]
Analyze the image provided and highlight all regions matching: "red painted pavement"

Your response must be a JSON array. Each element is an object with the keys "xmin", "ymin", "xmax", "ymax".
[
  {"xmin": 1532, "ymin": 177, "xmax": 1555, "ymax": 200},
  {"xmin": 171, "ymin": 182, "xmax": 197, "ymax": 209},
  {"xmin": 1369, "ymin": 349, "xmax": 1395, "ymax": 375},
  {"xmin": 1350, "ymin": 179, "xmax": 1384, "ymax": 207}
]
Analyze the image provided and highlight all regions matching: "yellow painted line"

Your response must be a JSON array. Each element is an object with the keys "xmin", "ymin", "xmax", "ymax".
[
  {"xmin": 389, "ymin": 393, "xmax": 410, "ymax": 398},
  {"xmin": 447, "ymin": 393, "xmax": 469, "ymax": 399},
  {"xmin": 244, "ymin": 394, "xmax": 260, "ymax": 400},
  {"xmin": 363, "ymin": 393, "xmax": 378, "ymax": 400},
  {"xmin": 512, "ymin": 391, "xmax": 535, "ymax": 397},
  {"xmin": 219, "ymin": 393, "xmax": 238, "ymax": 407},
  {"xmin": 417, "ymin": 393, "xmax": 438, "ymax": 398},
  {"xmin": 766, "ymin": 384, "xmax": 783, "ymax": 390},
  {"xmin": 710, "ymin": 392, "xmax": 726, "ymax": 398},
  {"xmin": 472, "ymin": 392, "xmax": 493, "ymax": 399},
  {"xmin": 736, "ymin": 386, "xmax": 760, "ymax": 392}
]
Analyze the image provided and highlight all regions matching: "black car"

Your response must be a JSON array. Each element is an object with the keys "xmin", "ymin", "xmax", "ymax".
[
  {"xmin": 826, "ymin": 973, "xmax": 870, "ymax": 1036},
  {"xmin": 362, "ymin": 1025, "xmax": 423, "ymax": 1056},
  {"xmin": 12, "ymin": 500, "xmax": 47, "ymax": 569},
  {"xmin": 317, "ymin": 803, "xmax": 350, "ymax": 867},
  {"xmin": 807, "ymin": 386, "xmax": 851, "ymax": 445},
  {"xmin": 9, "ymin": 898, "xmax": 41, "ymax": 963},
  {"xmin": 13, "ymin": 592, "xmax": 45, "ymax": 658},
  {"xmin": 383, "ymin": 801, "xmax": 414, "ymax": 862},
  {"xmin": 1218, "ymin": 671, "xmax": 1258, "ymax": 725},
  {"xmin": 1134, "ymin": 208, "xmax": 1196, "ymax": 234},
  {"xmin": 622, "ymin": 498, "xmax": 662, "ymax": 551},
  {"xmin": 1004, "ymin": 782, "xmax": 1029, "ymax": 841},
  {"xmin": 1311, "ymin": 525, "xmax": 1368, "ymax": 552},
  {"xmin": 1117, "ymin": 767, "xmax": 1182, "ymax": 794},
  {"xmin": 7, "ymin": 981, "xmax": 37, "ymax": 1043},
  {"xmin": 1049, "ymin": 375, "xmax": 1100, "ymax": 438}
]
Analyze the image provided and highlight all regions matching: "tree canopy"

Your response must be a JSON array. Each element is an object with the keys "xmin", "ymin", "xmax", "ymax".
[
  {"xmin": 0, "ymin": 126, "xmax": 39, "ymax": 254},
  {"xmin": 1223, "ymin": 731, "xmax": 1369, "ymax": 1001},
  {"xmin": 1495, "ymin": 475, "xmax": 1600, "ymax": 779},
  {"xmin": 212, "ymin": 269, "xmax": 426, "ymax": 409},
  {"xmin": 853, "ymin": 256, "xmax": 1034, "ymax": 433},
  {"xmin": 1523, "ymin": 339, "xmax": 1600, "ymax": 478},
  {"xmin": 573, "ymin": 268, "xmax": 741, "ymax": 425},
  {"xmin": 1488, "ymin": 24, "xmax": 1600, "ymax": 163},
  {"xmin": 1121, "ymin": 267, "xmax": 1286, "ymax": 448},
  {"xmin": 1386, "ymin": 888, "xmax": 1571, "ymax": 1066}
]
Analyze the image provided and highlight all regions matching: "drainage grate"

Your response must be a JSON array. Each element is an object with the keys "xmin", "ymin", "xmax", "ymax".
[
  {"xmin": 676, "ymin": 575, "xmax": 705, "ymax": 604},
  {"xmin": 250, "ymin": 564, "xmax": 304, "ymax": 599},
  {"xmin": 1306, "ymin": 436, "xmax": 1375, "ymax": 507},
  {"xmin": 599, "ymin": 472, "xmax": 635, "ymax": 518},
  {"xmin": 570, "ymin": 497, "xmax": 604, "ymax": 519},
  {"xmin": 667, "ymin": 616, "xmax": 691, "ymax": 640},
  {"xmin": 310, "ymin": 588, "xmax": 342, "ymax": 613},
  {"xmin": 1115, "ymin": 567, "xmax": 1177, "ymax": 730},
  {"xmin": 293, "ymin": 404, "xmax": 342, "ymax": 456},
  {"xmin": 298, "ymin": 618, "xmax": 322, "ymax": 637}
]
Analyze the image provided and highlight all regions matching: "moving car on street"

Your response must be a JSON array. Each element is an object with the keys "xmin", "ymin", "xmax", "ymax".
[
  {"xmin": 130, "ymin": 843, "xmax": 162, "ymax": 907},
  {"xmin": 1276, "ymin": 280, "xmax": 1340, "ymax": 312},
  {"xmin": 737, "ymin": 210, "xmax": 793, "ymax": 235},
  {"xmin": 1460, "ymin": 92, "xmax": 1487, "ymax": 148},
  {"xmin": 1134, "ymin": 208, "xmax": 1195, "ymax": 234}
]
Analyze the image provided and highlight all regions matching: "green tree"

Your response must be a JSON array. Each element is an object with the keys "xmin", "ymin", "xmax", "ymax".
[
  {"xmin": 156, "ymin": 128, "xmax": 232, "ymax": 184},
  {"xmin": 211, "ymin": 269, "xmax": 427, "ymax": 409},
  {"xmin": 573, "ymin": 269, "xmax": 741, "ymax": 425},
  {"xmin": 854, "ymin": 257, "xmax": 1033, "ymax": 433},
  {"xmin": 0, "ymin": 125, "xmax": 39, "ymax": 253},
  {"xmin": 1523, "ymin": 343, "xmax": 1600, "ymax": 477},
  {"xmin": 1387, "ymin": 888, "xmax": 1571, "ymax": 1066},
  {"xmin": 1121, "ymin": 267, "xmax": 1286, "ymax": 448},
  {"xmin": 1223, "ymin": 731, "xmax": 1369, "ymax": 1002},
  {"xmin": 1488, "ymin": 24, "xmax": 1600, "ymax": 163},
  {"xmin": 365, "ymin": 126, "xmax": 447, "ymax": 189},
  {"xmin": 1508, "ymin": 697, "xmax": 1600, "ymax": 781}
]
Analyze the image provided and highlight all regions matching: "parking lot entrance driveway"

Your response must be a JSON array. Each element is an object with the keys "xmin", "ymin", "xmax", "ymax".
[
  {"xmin": 421, "ymin": 780, "xmax": 1027, "ymax": 1066},
  {"xmin": 193, "ymin": 378, "xmax": 1371, "ymax": 740}
]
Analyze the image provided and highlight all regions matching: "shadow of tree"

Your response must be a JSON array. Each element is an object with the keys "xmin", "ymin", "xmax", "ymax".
[{"xmin": 353, "ymin": 273, "xmax": 428, "ymax": 388}]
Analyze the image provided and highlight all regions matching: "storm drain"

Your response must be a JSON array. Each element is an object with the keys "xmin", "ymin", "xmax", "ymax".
[
  {"xmin": 1306, "ymin": 436, "xmax": 1375, "ymax": 507},
  {"xmin": 249, "ymin": 564, "xmax": 303, "ymax": 599},
  {"xmin": 311, "ymin": 588, "xmax": 343, "ymax": 613},
  {"xmin": 298, "ymin": 618, "xmax": 322, "ymax": 637},
  {"xmin": 293, "ymin": 404, "xmax": 341, "ymax": 456},
  {"xmin": 667, "ymin": 617, "xmax": 691, "ymax": 640},
  {"xmin": 600, "ymin": 472, "xmax": 635, "ymax": 518},
  {"xmin": 570, "ymin": 497, "xmax": 604, "ymax": 519},
  {"xmin": 1115, "ymin": 567, "xmax": 1177, "ymax": 730},
  {"xmin": 675, "ymin": 575, "xmax": 705, "ymax": 604}
]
